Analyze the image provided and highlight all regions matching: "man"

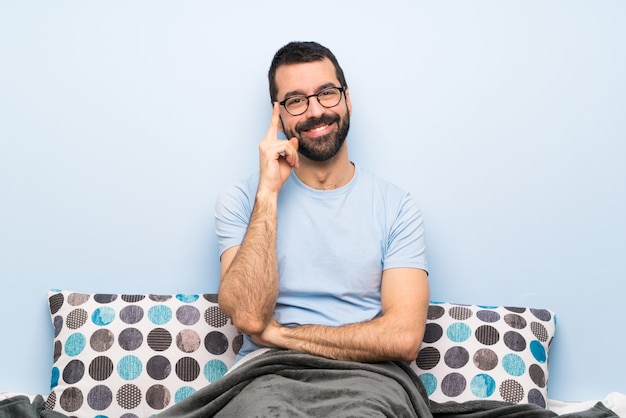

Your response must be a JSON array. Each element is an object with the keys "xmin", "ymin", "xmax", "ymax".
[
  {"xmin": 156, "ymin": 42, "xmax": 616, "ymax": 418},
  {"xmin": 216, "ymin": 41, "xmax": 430, "ymax": 364}
]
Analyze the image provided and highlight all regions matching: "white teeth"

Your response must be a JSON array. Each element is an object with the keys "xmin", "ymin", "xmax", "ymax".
[{"xmin": 308, "ymin": 125, "xmax": 328, "ymax": 133}]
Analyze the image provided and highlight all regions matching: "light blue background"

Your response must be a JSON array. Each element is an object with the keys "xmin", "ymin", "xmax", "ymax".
[{"xmin": 1, "ymin": 0, "xmax": 624, "ymax": 402}]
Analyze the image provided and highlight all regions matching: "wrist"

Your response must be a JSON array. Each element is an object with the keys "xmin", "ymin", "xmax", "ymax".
[
  {"xmin": 255, "ymin": 187, "xmax": 279, "ymax": 202},
  {"xmin": 272, "ymin": 323, "xmax": 290, "ymax": 349}
]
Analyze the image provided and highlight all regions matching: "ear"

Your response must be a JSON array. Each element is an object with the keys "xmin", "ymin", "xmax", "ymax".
[{"xmin": 344, "ymin": 87, "xmax": 352, "ymax": 115}]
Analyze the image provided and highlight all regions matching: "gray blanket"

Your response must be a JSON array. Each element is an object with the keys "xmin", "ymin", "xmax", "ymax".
[
  {"xmin": 0, "ymin": 395, "xmax": 68, "ymax": 418},
  {"xmin": 154, "ymin": 349, "xmax": 617, "ymax": 418},
  {"xmin": 0, "ymin": 350, "xmax": 616, "ymax": 417}
]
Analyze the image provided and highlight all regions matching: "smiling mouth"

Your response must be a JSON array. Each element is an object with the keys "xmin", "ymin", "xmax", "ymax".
[
  {"xmin": 306, "ymin": 124, "xmax": 330, "ymax": 133},
  {"xmin": 297, "ymin": 114, "xmax": 339, "ymax": 136}
]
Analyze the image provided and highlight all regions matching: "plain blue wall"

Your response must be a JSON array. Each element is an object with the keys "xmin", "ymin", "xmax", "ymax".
[{"xmin": 1, "ymin": 1, "xmax": 624, "ymax": 402}]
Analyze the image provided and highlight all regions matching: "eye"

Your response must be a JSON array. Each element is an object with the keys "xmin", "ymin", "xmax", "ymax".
[{"xmin": 286, "ymin": 96, "xmax": 306, "ymax": 106}]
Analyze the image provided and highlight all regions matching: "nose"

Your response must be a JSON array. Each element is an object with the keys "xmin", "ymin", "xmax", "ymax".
[{"xmin": 304, "ymin": 97, "xmax": 326, "ymax": 118}]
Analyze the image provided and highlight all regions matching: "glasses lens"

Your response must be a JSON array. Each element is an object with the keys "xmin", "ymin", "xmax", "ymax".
[
  {"xmin": 318, "ymin": 88, "xmax": 342, "ymax": 108},
  {"xmin": 285, "ymin": 96, "xmax": 308, "ymax": 115}
]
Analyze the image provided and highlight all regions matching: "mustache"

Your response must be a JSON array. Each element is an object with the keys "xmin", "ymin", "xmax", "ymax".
[{"xmin": 296, "ymin": 114, "xmax": 339, "ymax": 132}]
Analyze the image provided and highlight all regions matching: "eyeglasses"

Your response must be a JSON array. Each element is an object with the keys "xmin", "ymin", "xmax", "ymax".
[{"xmin": 279, "ymin": 86, "xmax": 346, "ymax": 116}]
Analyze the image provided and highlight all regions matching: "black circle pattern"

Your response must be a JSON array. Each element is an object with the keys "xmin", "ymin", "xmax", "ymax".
[
  {"xmin": 90, "ymin": 329, "xmax": 115, "ymax": 352},
  {"xmin": 427, "ymin": 305, "xmax": 445, "ymax": 320},
  {"xmin": 87, "ymin": 385, "xmax": 112, "ymax": 411},
  {"xmin": 475, "ymin": 325, "xmax": 500, "ymax": 345},
  {"xmin": 473, "ymin": 348, "xmax": 498, "ymax": 371},
  {"xmin": 449, "ymin": 306, "xmax": 473, "ymax": 321},
  {"xmin": 119, "ymin": 328, "xmax": 143, "ymax": 351},
  {"xmin": 66, "ymin": 309, "xmax": 88, "ymax": 329},
  {"xmin": 175, "ymin": 357, "xmax": 201, "ymax": 382},
  {"xmin": 89, "ymin": 356, "xmax": 114, "ymax": 381},
  {"xmin": 416, "ymin": 346, "xmax": 440, "ymax": 370},
  {"xmin": 147, "ymin": 327, "xmax": 172, "ymax": 351},
  {"xmin": 120, "ymin": 305, "xmax": 144, "ymax": 325},
  {"xmin": 476, "ymin": 310, "xmax": 500, "ymax": 323},
  {"xmin": 117, "ymin": 383, "xmax": 142, "ymax": 410},
  {"xmin": 205, "ymin": 331, "xmax": 229, "ymax": 355},
  {"xmin": 444, "ymin": 346, "xmax": 469, "ymax": 369},
  {"xmin": 423, "ymin": 323, "xmax": 443, "ymax": 344},
  {"xmin": 205, "ymin": 306, "xmax": 229, "ymax": 327},
  {"xmin": 62, "ymin": 360, "xmax": 85, "ymax": 385}
]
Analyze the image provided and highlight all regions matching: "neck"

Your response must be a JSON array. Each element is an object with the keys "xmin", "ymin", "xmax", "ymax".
[{"xmin": 294, "ymin": 145, "xmax": 354, "ymax": 190}]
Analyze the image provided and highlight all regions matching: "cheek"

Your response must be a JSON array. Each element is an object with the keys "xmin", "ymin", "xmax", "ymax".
[
  {"xmin": 282, "ymin": 118, "xmax": 300, "ymax": 137},
  {"xmin": 279, "ymin": 116, "xmax": 298, "ymax": 138}
]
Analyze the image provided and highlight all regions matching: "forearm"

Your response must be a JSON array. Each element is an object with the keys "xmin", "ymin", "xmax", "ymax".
[
  {"xmin": 269, "ymin": 315, "xmax": 424, "ymax": 363},
  {"xmin": 219, "ymin": 191, "xmax": 279, "ymax": 334},
  {"xmin": 263, "ymin": 268, "xmax": 429, "ymax": 363}
]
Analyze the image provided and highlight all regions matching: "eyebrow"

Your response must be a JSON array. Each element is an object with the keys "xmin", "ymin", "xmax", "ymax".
[{"xmin": 282, "ymin": 82, "xmax": 339, "ymax": 99}]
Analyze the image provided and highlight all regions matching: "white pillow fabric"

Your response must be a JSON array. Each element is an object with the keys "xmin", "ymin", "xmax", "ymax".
[
  {"xmin": 46, "ymin": 290, "xmax": 239, "ymax": 417},
  {"xmin": 410, "ymin": 302, "xmax": 556, "ymax": 408}
]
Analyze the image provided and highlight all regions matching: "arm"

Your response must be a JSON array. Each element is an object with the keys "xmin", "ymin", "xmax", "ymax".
[
  {"xmin": 252, "ymin": 267, "xmax": 429, "ymax": 362},
  {"xmin": 218, "ymin": 103, "xmax": 299, "ymax": 335},
  {"xmin": 217, "ymin": 194, "xmax": 278, "ymax": 335}
]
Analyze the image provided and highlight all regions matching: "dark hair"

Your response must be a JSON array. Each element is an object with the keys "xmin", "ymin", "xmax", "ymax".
[{"xmin": 268, "ymin": 41, "xmax": 348, "ymax": 102}]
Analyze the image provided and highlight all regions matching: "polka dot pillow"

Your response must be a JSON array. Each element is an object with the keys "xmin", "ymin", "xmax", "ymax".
[
  {"xmin": 45, "ymin": 290, "xmax": 241, "ymax": 417},
  {"xmin": 410, "ymin": 302, "xmax": 556, "ymax": 408}
]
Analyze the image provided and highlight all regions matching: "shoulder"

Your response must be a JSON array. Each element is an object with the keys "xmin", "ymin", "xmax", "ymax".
[
  {"xmin": 215, "ymin": 172, "xmax": 259, "ymax": 216},
  {"xmin": 355, "ymin": 165, "xmax": 412, "ymax": 203},
  {"xmin": 354, "ymin": 166, "xmax": 424, "ymax": 226}
]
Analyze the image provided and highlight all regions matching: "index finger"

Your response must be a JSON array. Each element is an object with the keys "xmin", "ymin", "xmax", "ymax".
[{"xmin": 264, "ymin": 102, "xmax": 281, "ymax": 141}]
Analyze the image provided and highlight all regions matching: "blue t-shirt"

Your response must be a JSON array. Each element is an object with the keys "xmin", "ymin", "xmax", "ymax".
[{"xmin": 215, "ymin": 164, "xmax": 428, "ymax": 360}]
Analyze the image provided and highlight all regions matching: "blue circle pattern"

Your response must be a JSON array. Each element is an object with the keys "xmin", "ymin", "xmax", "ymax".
[
  {"xmin": 419, "ymin": 373, "xmax": 438, "ymax": 396},
  {"xmin": 176, "ymin": 294, "xmax": 199, "ymax": 303},
  {"xmin": 118, "ymin": 355, "xmax": 143, "ymax": 380},
  {"xmin": 447, "ymin": 323, "xmax": 472, "ymax": 343},
  {"xmin": 65, "ymin": 333, "xmax": 86, "ymax": 356},
  {"xmin": 470, "ymin": 374, "xmax": 496, "ymax": 398},
  {"xmin": 92, "ymin": 307, "xmax": 116, "ymax": 326},
  {"xmin": 204, "ymin": 359, "xmax": 228, "ymax": 383},
  {"xmin": 50, "ymin": 367, "xmax": 60, "ymax": 389},
  {"xmin": 502, "ymin": 353, "xmax": 525, "ymax": 376},
  {"xmin": 148, "ymin": 305, "xmax": 172, "ymax": 325},
  {"xmin": 530, "ymin": 340, "xmax": 546, "ymax": 363},
  {"xmin": 175, "ymin": 386, "xmax": 196, "ymax": 403}
]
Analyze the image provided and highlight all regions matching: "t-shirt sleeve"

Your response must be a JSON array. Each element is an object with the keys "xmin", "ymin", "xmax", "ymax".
[
  {"xmin": 215, "ymin": 180, "xmax": 255, "ymax": 258},
  {"xmin": 383, "ymin": 192, "xmax": 428, "ymax": 273}
]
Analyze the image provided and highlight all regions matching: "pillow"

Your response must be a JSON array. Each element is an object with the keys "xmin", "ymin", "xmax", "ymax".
[
  {"xmin": 45, "ymin": 290, "xmax": 241, "ymax": 417},
  {"xmin": 410, "ymin": 302, "xmax": 556, "ymax": 408}
]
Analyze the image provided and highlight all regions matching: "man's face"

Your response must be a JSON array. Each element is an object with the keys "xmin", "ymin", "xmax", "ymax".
[{"xmin": 275, "ymin": 59, "xmax": 352, "ymax": 162}]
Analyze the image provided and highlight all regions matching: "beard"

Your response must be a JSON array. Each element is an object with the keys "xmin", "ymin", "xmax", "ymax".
[{"xmin": 283, "ymin": 111, "xmax": 350, "ymax": 162}]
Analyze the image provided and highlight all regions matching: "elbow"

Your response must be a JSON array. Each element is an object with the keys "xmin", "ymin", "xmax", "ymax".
[
  {"xmin": 396, "ymin": 332, "xmax": 423, "ymax": 362},
  {"xmin": 219, "ymin": 301, "xmax": 267, "ymax": 336},
  {"xmin": 231, "ymin": 316, "xmax": 267, "ymax": 336},
  {"xmin": 218, "ymin": 295, "xmax": 271, "ymax": 336}
]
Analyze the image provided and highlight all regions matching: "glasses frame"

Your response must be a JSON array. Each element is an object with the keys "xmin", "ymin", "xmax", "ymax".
[{"xmin": 278, "ymin": 86, "xmax": 346, "ymax": 116}]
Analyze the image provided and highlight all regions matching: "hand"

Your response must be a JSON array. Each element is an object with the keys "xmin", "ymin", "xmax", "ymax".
[
  {"xmin": 257, "ymin": 103, "xmax": 299, "ymax": 195},
  {"xmin": 249, "ymin": 317, "xmax": 284, "ymax": 349}
]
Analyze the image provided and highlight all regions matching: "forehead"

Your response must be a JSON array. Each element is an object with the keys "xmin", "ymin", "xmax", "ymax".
[{"xmin": 275, "ymin": 58, "xmax": 339, "ymax": 98}]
